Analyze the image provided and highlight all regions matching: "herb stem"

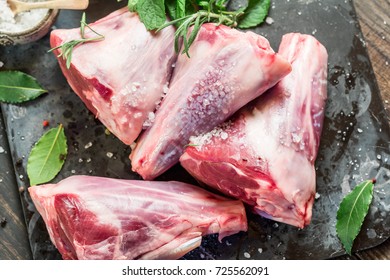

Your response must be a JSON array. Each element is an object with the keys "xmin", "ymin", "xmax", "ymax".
[
  {"xmin": 48, "ymin": 13, "xmax": 105, "ymax": 69},
  {"xmin": 197, "ymin": 11, "xmax": 237, "ymax": 26}
]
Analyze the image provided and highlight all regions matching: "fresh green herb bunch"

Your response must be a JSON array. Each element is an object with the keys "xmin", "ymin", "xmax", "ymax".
[
  {"xmin": 128, "ymin": 0, "xmax": 271, "ymax": 56},
  {"xmin": 49, "ymin": 1, "xmax": 270, "ymax": 66}
]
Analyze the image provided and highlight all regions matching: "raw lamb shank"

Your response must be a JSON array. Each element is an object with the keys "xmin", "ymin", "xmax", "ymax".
[
  {"xmin": 29, "ymin": 175, "xmax": 247, "ymax": 260},
  {"xmin": 130, "ymin": 23, "xmax": 291, "ymax": 180},
  {"xmin": 50, "ymin": 8, "xmax": 177, "ymax": 145},
  {"xmin": 180, "ymin": 33, "xmax": 328, "ymax": 228}
]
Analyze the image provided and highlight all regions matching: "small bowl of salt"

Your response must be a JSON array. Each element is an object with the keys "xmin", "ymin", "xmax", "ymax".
[{"xmin": 0, "ymin": 0, "xmax": 59, "ymax": 46}]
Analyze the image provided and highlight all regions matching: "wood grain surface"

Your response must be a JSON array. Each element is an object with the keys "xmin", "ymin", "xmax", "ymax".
[
  {"xmin": 351, "ymin": 0, "xmax": 390, "ymax": 260},
  {"xmin": 0, "ymin": 0, "xmax": 389, "ymax": 260},
  {"xmin": 355, "ymin": 0, "xmax": 390, "ymax": 117},
  {"xmin": 0, "ymin": 115, "xmax": 32, "ymax": 260}
]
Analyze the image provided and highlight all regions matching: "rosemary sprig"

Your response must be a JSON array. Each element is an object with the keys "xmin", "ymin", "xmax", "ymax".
[
  {"xmin": 49, "ymin": 13, "xmax": 105, "ymax": 69},
  {"xmin": 128, "ymin": 0, "xmax": 269, "ymax": 57},
  {"xmin": 157, "ymin": 9, "xmax": 244, "ymax": 57}
]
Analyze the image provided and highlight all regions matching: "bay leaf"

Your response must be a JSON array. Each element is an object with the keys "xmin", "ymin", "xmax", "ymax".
[
  {"xmin": 238, "ymin": 0, "xmax": 271, "ymax": 29},
  {"xmin": 0, "ymin": 71, "xmax": 47, "ymax": 104},
  {"xmin": 27, "ymin": 124, "xmax": 68, "ymax": 186},
  {"xmin": 336, "ymin": 179, "xmax": 375, "ymax": 255}
]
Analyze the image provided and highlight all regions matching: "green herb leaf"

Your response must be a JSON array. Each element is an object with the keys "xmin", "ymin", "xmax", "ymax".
[
  {"xmin": 165, "ymin": 0, "xmax": 198, "ymax": 26},
  {"xmin": 136, "ymin": 0, "xmax": 166, "ymax": 30},
  {"xmin": 186, "ymin": 0, "xmax": 198, "ymax": 15},
  {"xmin": 134, "ymin": 0, "xmax": 269, "ymax": 55},
  {"xmin": 197, "ymin": 1, "xmax": 209, "ymax": 9},
  {"xmin": 80, "ymin": 12, "xmax": 87, "ymax": 38},
  {"xmin": 127, "ymin": 0, "xmax": 138, "ymax": 12},
  {"xmin": 176, "ymin": 0, "xmax": 186, "ymax": 19},
  {"xmin": 0, "ymin": 71, "xmax": 47, "ymax": 104},
  {"xmin": 215, "ymin": 0, "xmax": 228, "ymax": 10},
  {"xmin": 48, "ymin": 13, "xmax": 104, "ymax": 69},
  {"xmin": 238, "ymin": 0, "xmax": 270, "ymax": 29},
  {"xmin": 336, "ymin": 179, "xmax": 375, "ymax": 255},
  {"xmin": 188, "ymin": 14, "xmax": 201, "ymax": 43},
  {"xmin": 165, "ymin": 0, "xmax": 177, "ymax": 20},
  {"xmin": 27, "ymin": 124, "xmax": 68, "ymax": 186}
]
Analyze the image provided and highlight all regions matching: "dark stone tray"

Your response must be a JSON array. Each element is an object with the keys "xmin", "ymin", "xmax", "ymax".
[{"xmin": 0, "ymin": 0, "xmax": 389, "ymax": 259}]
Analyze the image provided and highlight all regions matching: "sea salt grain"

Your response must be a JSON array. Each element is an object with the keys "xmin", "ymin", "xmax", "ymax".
[
  {"xmin": 84, "ymin": 142, "xmax": 93, "ymax": 149},
  {"xmin": 265, "ymin": 17, "xmax": 274, "ymax": 25},
  {"xmin": 0, "ymin": 0, "xmax": 48, "ymax": 33}
]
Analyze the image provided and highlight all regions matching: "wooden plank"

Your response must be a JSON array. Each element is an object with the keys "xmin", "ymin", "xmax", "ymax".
[
  {"xmin": 356, "ymin": 238, "xmax": 390, "ymax": 259},
  {"xmin": 355, "ymin": 0, "xmax": 390, "ymax": 115},
  {"xmin": 352, "ymin": 0, "xmax": 390, "ymax": 260},
  {"xmin": 0, "ymin": 109, "xmax": 32, "ymax": 260}
]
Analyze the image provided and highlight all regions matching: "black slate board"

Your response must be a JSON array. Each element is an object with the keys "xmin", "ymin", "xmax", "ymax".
[{"xmin": 0, "ymin": 0, "xmax": 389, "ymax": 260}]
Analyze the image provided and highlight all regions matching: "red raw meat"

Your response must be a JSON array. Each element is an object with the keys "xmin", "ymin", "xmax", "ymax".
[
  {"xmin": 50, "ymin": 8, "xmax": 177, "ymax": 145},
  {"xmin": 28, "ymin": 175, "xmax": 247, "ymax": 260},
  {"xmin": 180, "ymin": 33, "xmax": 328, "ymax": 228},
  {"xmin": 130, "ymin": 24, "xmax": 291, "ymax": 180}
]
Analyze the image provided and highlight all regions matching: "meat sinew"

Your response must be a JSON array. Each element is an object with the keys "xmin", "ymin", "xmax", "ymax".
[
  {"xmin": 50, "ymin": 8, "xmax": 177, "ymax": 145},
  {"xmin": 130, "ymin": 24, "xmax": 292, "ymax": 180},
  {"xmin": 29, "ymin": 175, "xmax": 247, "ymax": 260},
  {"xmin": 180, "ymin": 33, "xmax": 328, "ymax": 228}
]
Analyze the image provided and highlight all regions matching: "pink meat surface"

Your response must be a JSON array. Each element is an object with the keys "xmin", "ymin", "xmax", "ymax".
[
  {"xmin": 29, "ymin": 175, "xmax": 247, "ymax": 260},
  {"xmin": 50, "ymin": 8, "xmax": 177, "ymax": 145},
  {"xmin": 180, "ymin": 33, "xmax": 328, "ymax": 228},
  {"xmin": 130, "ymin": 24, "xmax": 291, "ymax": 180}
]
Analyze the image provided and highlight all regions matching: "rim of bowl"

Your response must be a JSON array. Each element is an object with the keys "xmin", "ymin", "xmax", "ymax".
[{"xmin": 0, "ymin": 9, "xmax": 59, "ymax": 36}]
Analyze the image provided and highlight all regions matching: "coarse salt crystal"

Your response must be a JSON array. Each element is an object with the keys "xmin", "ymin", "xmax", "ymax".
[
  {"xmin": 148, "ymin": 112, "xmax": 155, "ymax": 121},
  {"xmin": 265, "ymin": 17, "xmax": 274, "ymax": 25},
  {"xmin": 0, "ymin": 0, "xmax": 49, "ymax": 33},
  {"xmin": 163, "ymin": 83, "xmax": 169, "ymax": 94},
  {"xmin": 84, "ymin": 142, "xmax": 93, "ymax": 149},
  {"xmin": 142, "ymin": 111, "xmax": 156, "ymax": 128},
  {"xmin": 220, "ymin": 131, "xmax": 228, "ymax": 140}
]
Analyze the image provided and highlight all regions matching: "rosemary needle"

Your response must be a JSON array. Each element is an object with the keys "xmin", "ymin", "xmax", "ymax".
[
  {"xmin": 48, "ymin": 13, "xmax": 105, "ymax": 69},
  {"xmin": 157, "ymin": 9, "xmax": 244, "ymax": 57}
]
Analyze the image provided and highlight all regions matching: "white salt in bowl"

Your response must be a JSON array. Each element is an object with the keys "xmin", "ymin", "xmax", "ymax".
[{"xmin": 0, "ymin": 9, "xmax": 59, "ymax": 46}]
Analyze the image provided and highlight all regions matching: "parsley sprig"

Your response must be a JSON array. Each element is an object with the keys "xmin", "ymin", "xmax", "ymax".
[{"xmin": 49, "ymin": 13, "xmax": 105, "ymax": 69}]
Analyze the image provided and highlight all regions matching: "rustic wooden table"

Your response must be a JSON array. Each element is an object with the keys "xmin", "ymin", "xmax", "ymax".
[
  {"xmin": 0, "ymin": 0, "xmax": 389, "ymax": 260},
  {"xmin": 342, "ymin": 0, "xmax": 390, "ymax": 260}
]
